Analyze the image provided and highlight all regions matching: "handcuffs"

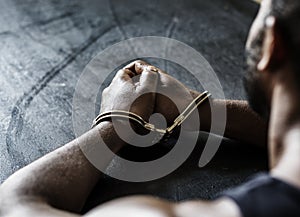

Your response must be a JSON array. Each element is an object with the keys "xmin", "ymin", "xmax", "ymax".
[{"xmin": 91, "ymin": 90, "xmax": 211, "ymax": 142}]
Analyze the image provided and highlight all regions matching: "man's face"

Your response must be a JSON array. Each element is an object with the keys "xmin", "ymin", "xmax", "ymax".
[{"xmin": 243, "ymin": 0, "xmax": 271, "ymax": 119}]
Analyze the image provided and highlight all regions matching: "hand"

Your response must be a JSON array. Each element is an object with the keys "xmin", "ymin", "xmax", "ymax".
[
  {"xmin": 100, "ymin": 61, "xmax": 158, "ymax": 121},
  {"xmin": 133, "ymin": 61, "xmax": 197, "ymax": 129}
]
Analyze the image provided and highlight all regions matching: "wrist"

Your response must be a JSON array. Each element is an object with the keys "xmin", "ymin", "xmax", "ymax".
[
  {"xmin": 93, "ymin": 119, "xmax": 148, "ymax": 151},
  {"xmin": 93, "ymin": 121, "xmax": 127, "ymax": 152},
  {"xmin": 197, "ymin": 98, "xmax": 212, "ymax": 132},
  {"xmin": 186, "ymin": 89, "xmax": 212, "ymax": 132}
]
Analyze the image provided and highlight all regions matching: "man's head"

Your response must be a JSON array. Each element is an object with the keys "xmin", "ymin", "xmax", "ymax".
[{"xmin": 244, "ymin": 0, "xmax": 300, "ymax": 118}]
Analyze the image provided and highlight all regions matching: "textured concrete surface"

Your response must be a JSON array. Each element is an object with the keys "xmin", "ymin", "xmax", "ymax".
[{"xmin": 0, "ymin": 0, "xmax": 267, "ymax": 209}]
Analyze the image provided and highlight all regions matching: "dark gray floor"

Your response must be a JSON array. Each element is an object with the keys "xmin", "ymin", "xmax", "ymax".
[{"xmin": 0, "ymin": 0, "xmax": 267, "ymax": 211}]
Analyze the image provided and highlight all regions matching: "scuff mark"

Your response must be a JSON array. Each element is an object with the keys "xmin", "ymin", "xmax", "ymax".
[{"xmin": 6, "ymin": 24, "xmax": 116, "ymax": 171}]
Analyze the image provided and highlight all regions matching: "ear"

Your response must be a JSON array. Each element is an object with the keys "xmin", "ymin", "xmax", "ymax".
[{"xmin": 257, "ymin": 16, "xmax": 286, "ymax": 72}]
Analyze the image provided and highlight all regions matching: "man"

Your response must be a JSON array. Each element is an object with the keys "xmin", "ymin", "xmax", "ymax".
[{"xmin": 0, "ymin": 0, "xmax": 299, "ymax": 216}]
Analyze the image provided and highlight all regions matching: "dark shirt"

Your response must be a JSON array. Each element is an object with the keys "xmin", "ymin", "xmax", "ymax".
[{"xmin": 222, "ymin": 173, "xmax": 300, "ymax": 217}]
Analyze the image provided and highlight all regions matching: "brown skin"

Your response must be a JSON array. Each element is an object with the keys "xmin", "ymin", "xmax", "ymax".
[
  {"xmin": 1, "ymin": 0, "xmax": 300, "ymax": 216},
  {"xmin": 0, "ymin": 61, "xmax": 241, "ymax": 217},
  {"xmin": 134, "ymin": 60, "xmax": 267, "ymax": 147}
]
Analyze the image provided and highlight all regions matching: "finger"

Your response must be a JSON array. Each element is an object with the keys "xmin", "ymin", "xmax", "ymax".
[
  {"xmin": 136, "ymin": 61, "xmax": 169, "ymax": 76},
  {"xmin": 136, "ymin": 69, "xmax": 158, "ymax": 92},
  {"xmin": 123, "ymin": 60, "xmax": 148, "ymax": 74},
  {"xmin": 123, "ymin": 61, "xmax": 137, "ymax": 72},
  {"xmin": 134, "ymin": 60, "xmax": 151, "ymax": 74},
  {"xmin": 126, "ymin": 60, "xmax": 168, "ymax": 76},
  {"xmin": 114, "ymin": 69, "xmax": 135, "ymax": 82}
]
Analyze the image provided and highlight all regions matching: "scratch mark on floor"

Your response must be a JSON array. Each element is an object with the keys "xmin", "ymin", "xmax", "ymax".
[
  {"xmin": 22, "ymin": 12, "xmax": 74, "ymax": 29},
  {"xmin": 107, "ymin": 0, "xmax": 138, "ymax": 57},
  {"xmin": 6, "ymin": 24, "xmax": 116, "ymax": 171},
  {"xmin": 164, "ymin": 15, "xmax": 178, "ymax": 72},
  {"xmin": 0, "ymin": 31, "xmax": 19, "ymax": 38}
]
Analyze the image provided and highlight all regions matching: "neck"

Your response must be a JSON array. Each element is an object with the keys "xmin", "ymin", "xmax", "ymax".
[{"xmin": 269, "ymin": 70, "xmax": 300, "ymax": 187}]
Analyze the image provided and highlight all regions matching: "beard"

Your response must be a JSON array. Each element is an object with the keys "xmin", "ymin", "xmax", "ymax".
[{"xmin": 243, "ymin": 51, "xmax": 270, "ymax": 120}]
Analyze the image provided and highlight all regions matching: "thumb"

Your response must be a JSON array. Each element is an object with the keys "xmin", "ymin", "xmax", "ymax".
[{"xmin": 136, "ymin": 69, "xmax": 158, "ymax": 93}]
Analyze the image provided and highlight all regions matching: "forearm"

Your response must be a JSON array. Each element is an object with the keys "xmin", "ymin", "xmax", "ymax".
[
  {"xmin": 84, "ymin": 196, "xmax": 240, "ymax": 217},
  {"xmin": 190, "ymin": 90, "xmax": 268, "ymax": 147},
  {"xmin": 0, "ymin": 121, "xmax": 124, "ymax": 214}
]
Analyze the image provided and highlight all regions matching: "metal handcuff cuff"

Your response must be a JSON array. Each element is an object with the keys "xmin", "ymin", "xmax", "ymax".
[{"xmin": 91, "ymin": 90, "xmax": 211, "ymax": 143}]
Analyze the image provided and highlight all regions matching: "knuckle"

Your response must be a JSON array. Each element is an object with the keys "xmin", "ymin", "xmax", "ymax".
[
  {"xmin": 114, "ymin": 69, "xmax": 129, "ymax": 81},
  {"xmin": 116, "ymin": 69, "xmax": 125, "ymax": 77},
  {"xmin": 134, "ymin": 59, "xmax": 147, "ymax": 65},
  {"xmin": 135, "ymin": 60, "xmax": 151, "ymax": 68},
  {"xmin": 145, "ymin": 70, "xmax": 158, "ymax": 78},
  {"xmin": 102, "ymin": 87, "xmax": 109, "ymax": 96}
]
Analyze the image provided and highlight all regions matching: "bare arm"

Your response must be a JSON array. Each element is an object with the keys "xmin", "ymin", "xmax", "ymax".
[
  {"xmin": 0, "ymin": 121, "xmax": 241, "ymax": 217},
  {"xmin": 0, "ymin": 121, "xmax": 123, "ymax": 216},
  {"xmin": 0, "ymin": 61, "xmax": 244, "ymax": 217},
  {"xmin": 190, "ymin": 90, "xmax": 268, "ymax": 147},
  {"xmin": 84, "ymin": 196, "xmax": 241, "ymax": 217},
  {"xmin": 0, "ymin": 63, "xmax": 156, "ymax": 216},
  {"xmin": 134, "ymin": 61, "xmax": 268, "ymax": 147}
]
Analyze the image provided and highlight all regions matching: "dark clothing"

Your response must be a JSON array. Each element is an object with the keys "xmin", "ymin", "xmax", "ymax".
[{"xmin": 223, "ymin": 173, "xmax": 300, "ymax": 217}]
